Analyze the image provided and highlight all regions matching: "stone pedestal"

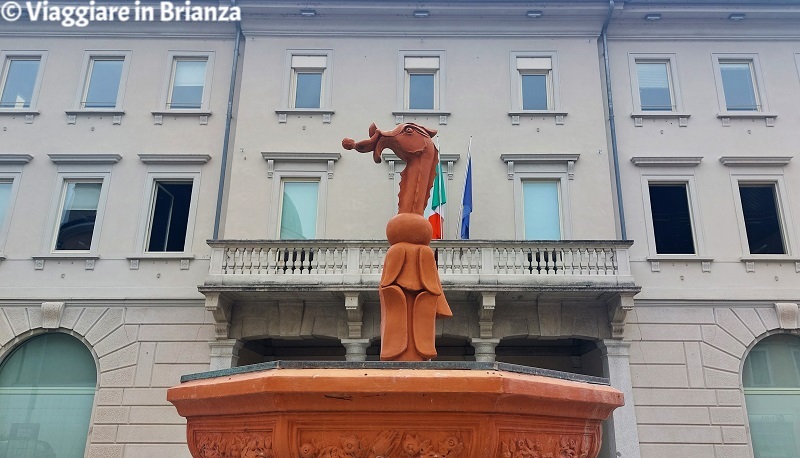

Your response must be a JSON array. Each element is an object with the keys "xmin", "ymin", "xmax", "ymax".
[
  {"xmin": 168, "ymin": 361, "xmax": 623, "ymax": 458},
  {"xmin": 341, "ymin": 338, "xmax": 371, "ymax": 362}
]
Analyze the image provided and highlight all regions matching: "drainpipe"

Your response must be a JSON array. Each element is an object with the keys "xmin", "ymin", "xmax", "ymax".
[
  {"xmin": 213, "ymin": 0, "xmax": 242, "ymax": 239},
  {"xmin": 600, "ymin": 0, "xmax": 627, "ymax": 240}
]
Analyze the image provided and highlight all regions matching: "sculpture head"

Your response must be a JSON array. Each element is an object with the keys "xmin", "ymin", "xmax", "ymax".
[{"xmin": 342, "ymin": 122, "xmax": 437, "ymax": 164}]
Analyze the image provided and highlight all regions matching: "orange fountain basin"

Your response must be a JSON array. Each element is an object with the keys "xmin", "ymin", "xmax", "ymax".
[{"xmin": 167, "ymin": 361, "xmax": 623, "ymax": 458}]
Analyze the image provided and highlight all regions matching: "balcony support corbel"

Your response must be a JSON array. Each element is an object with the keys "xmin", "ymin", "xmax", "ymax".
[
  {"xmin": 479, "ymin": 292, "xmax": 496, "ymax": 338},
  {"xmin": 343, "ymin": 292, "xmax": 365, "ymax": 338},
  {"xmin": 607, "ymin": 293, "xmax": 635, "ymax": 339},
  {"xmin": 205, "ymin": 292, "xmax": 233, "ymax": 340}
]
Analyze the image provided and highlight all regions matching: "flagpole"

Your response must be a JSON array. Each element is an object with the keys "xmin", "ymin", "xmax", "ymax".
[
  {"xmin": 459, "ymin": 136, "xmax": 473, "ymax": 240},
  {"xmin": 435, "ymin": 136, "xmax": 444, "ymax": 238}
]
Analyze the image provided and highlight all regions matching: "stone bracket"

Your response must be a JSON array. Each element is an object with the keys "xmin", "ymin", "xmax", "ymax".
[
  {"xmin": 41, "ymin": 301, "xmax": 65, "ymax": 329},
  {"xmin": 607, "ymin": 294, "xmax": 635, "ymax": 339},
  {"xmin": 479, "ymin": 292, "xmax": 496, "ymax": 339},
  {"xmin": 775, "ymin": 302, "xmax": 799, "ymax": 330},
  {"xmin": 205, "ymin": 292, "xmax": 233, "ymax": 340},
  {"xmin": 343, "ymin": 292, "xmax": 365, "ymax": 339}
]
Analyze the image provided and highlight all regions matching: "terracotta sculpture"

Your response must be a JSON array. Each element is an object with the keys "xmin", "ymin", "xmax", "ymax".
[{"xmin": 343, "ymin": 123, "xmax": 452, "ymax": 361}]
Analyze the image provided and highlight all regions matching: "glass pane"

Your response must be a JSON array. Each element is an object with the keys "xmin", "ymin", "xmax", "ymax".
[
  {"xmin": 637, "ymin": 62, "xmax": 673, "ymax": 111},
  {"xmin": 56, "ymin": 182, "xmax": 101, "ymax": 251},
  {"xmin": 0, "ymin": 59, "xmax": 40, "ymax": 108},
  {"xmin": 720, "ymin": 62, "xmax": 758, "ymax": 111},
  {"xmin": 649, "ymin": 184, "xmax": 695, "ymax": 254},
  {"xmin": 147, "ymin": 182, "xmax": 193, "ymax": 252},
  {"xmin": 521, "ymin": 74, "xmax": 548, "ymax": 110},
  {"xmin": 408, "ymin": 73, "xmax": 435, "ymax": 110},
  {"xmin": 740, "ymin": 185, "xmax": 785, "ymax": 255},
  {"xmin": 744, "ymin": 335, "xmax": 800, "ymax": 457},
  {"xmin": 0, "ymin": 181, "xmax": 12, "ymax": 226},
  {"xmin": 294, "ymin": 72, "xmax": 322, "ymax": 109},
  {"xmin": 84, "ymin": 59, "xmax": 123, "ymax": 108},
  {"xmin": 170, "ymin": 60, "xmax": 206, "ymax": 109},
  {"xmin": 523, "ymin": 181, "xmax": 560, "ymax": 240},
  {"xmin": 0, "ymin": 333, "xmax": 96, "ymax": 458},
  {"xmin": 280, "ymin": 181, "xmax": 318, "ymax": 240}
]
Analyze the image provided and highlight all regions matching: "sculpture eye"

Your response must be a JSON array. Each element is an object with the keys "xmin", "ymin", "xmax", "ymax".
[{"xmin": 404, "ymin": 127, "xmax": 414, "ymax": 134}]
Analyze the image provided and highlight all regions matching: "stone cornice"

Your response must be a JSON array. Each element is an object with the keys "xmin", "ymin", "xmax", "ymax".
[
  {"xmin": 48, "ymin": 154, "xmax": 122, "ymax": 164},
  {"xmin": 631, "ymin": 156, "xmax": 702, "ymax": 167},
  {"xmin": 719, "ymin": 156, "xmax": 792, "ymax": 167},
  {"xmin": 138, "ymin": 154, "xmax": 212, "ymax": 165},
  {"xmin": 0, "ymin": 154, "xmax": 33, "ymax": 164}
]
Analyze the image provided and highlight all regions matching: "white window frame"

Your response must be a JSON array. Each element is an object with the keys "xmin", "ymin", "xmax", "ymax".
[
  {"xmin": 280, "ymin": 50, "xmax": 333, "ymax": 113},
  {"xmin": 262, "ymin": 152, "xmax": 340, "ymax": 239},
  {"xmin": 44, "ymin": 172, "xmax": 111, "ymax": 255},
  {"xmin": 158, "ymin": 51, "xmax": 215, "ymax": 113},
  {"xmin": 72, "ymin": 50, "xmax": 131, "ymax": 112},
  {"xmin": 396, "ymin": 50, "xmax": 447, "ymax": 115},
  {"xmin": 628, "ymin": 53, "xmax": 683, "ymax": 114},
  {"xmin": 275, "ymin": 178, "xmax": 322, "ymax": 240},
  {"xmin": 0, "ymin": 50, "xmax": 47, "ymax": 112},
  {"xmin": 0, "ymin": 172, "xmax": 22, "ymax": 256},
  {"xmin": 712, "ymin": 53, "xmax": 769, "ymax": 114},
  {"xmin": 730, "ymin": 174, "xmax": 796, "ymax": 258},
  {"xmin": 271, "ymin": 173, "xmax": 326, "ymax": 239},
  {"xmin": 510, "ymin": 51, "xmax": 561, "ymax": 113},
  {"xmin": 134, "ymin": 171, "xmax": 201, "ymax": 255},
  {"xmin": 640, "ymin": 175, "xmax": 706, "ymax": 259}
]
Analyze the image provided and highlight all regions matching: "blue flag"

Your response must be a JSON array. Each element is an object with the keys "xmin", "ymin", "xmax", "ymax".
[{"xmin": 460, "ymin": 152, "xmax": 472, "ymax": 239}]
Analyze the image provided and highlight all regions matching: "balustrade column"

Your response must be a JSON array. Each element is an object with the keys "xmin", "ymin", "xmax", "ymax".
[
  {"xmin": 341, "ymin": 339, "xmax": 371, "ymax": 362},
  {"xmin": 209, "ymin": 339, "xmax": 244, "ymax": 371},
  {"xmin": 470, "ymin": 338, "xmax": 501, "ymax": 363}
]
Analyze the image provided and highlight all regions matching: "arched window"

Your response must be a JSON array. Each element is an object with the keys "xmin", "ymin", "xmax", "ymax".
[
  {"xmin": 0, "ymin": 333, "xmax": 97, "ymax": 457},
  {"xmin": 743, "ymin": 334, "xmax": 800, "ymax": 457}
]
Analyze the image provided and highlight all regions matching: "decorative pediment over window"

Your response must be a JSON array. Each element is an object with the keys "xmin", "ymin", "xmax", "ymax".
[{"xmin": 261, "ymin": 152, "xmax": 341, "ymax": 179}]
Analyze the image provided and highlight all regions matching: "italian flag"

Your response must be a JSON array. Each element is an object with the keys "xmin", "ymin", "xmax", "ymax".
[{"xmin": 425, "ymin": 162, "xmax": 447, "ymax": 239}]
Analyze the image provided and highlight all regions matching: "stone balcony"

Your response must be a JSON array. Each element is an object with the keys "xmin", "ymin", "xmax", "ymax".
[{"xmin": 201, "ymin": 239, "xmax": 637, "ymax": 294}]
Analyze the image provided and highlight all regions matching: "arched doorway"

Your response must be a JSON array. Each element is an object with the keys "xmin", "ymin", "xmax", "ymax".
[
  {"xmin": 743, "ymin": 334, "xmax": 800, "ymax": 457},
  {"xmin": 0, "ymin": 333, "xmax": 97, "ymax": 457}
]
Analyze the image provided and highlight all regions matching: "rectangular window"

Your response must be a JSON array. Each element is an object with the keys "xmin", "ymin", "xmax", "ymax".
[
  {"xmin": 82, "ymin": 58, "xmax": 124, "ymax": 108},
  {"xmin": 146, "ymin": 181, "xmax": 193, "ymax": 252},
  {"xmin": 54, "ymin": 181, "xmax": 102, "ymax": 251},
  {"xmin": 719, "ymin": 61, "xmax": 759, "ymax": 111},
  {"xmin": 522, "ymin": 181, "xmax": 560, "ymax": 240},
  {"xmin": 636, "ymin": 61, "xmax": 673, "ymax": 111},
  {"xmin": 0, "ymin": 57, "xmax": 41, "ymax": 109},
  {"xmin": 291, "ymin": 55, "xmax": 326, "ymax": 109},
  {"xmin": 405, "ymin": 56, "xmax": 439, "ymax": 110},
  {"xmin": 648, "ymin": 184, "xmax": 695, "ymax": 254},
  {"xmin": 739, "ymin": 184, "xmax": 785, "ymax": 255},
  {"xmin": 279, "ymin": 181, "xmax": 319, "ymax": 240},
  {"xmin": 168, "ymin": 59, "xmax": 207, "ymax": 109},
  {"xmin": 0, "ymin": 180, "xmax": 12, "ymax": 226},
  {"xmin": 517, "ymin": 57, "xmax": 552, "ymax": 110}
]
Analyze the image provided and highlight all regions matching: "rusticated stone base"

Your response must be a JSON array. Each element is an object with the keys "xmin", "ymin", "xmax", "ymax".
[{"xmin": 168, "ymin": 362, "xmax": 623, "ymax": 458}]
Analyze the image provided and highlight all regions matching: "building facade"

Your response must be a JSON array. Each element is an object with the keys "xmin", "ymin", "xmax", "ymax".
[{"xmin": 0, "ymin": 1, "xmax": 797, "ymax": 457}]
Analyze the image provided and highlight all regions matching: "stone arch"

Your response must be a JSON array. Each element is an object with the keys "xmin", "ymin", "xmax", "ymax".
[{"xmin": 0, "ymin": 303, "xmax": 138, "ymax": 386}]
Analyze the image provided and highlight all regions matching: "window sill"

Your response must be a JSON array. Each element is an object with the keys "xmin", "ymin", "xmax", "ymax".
[
  {"xmin": 631, "ymin": 112, "xmax": 690, "ymax": 127},
  {"xmin": 33, "ymin": 254, "xmax": 100, "ymax": 271},
  {"xmin": 647, "ymin": 256, "xmax": 714, "ymax": 273},
  {"xmin": 65, "ymin": 109, "xmax": 125, "ymax": 125},
  {"xmin": 127, "ymin": 254, "xmax": 195, "ymax": 270},
  {"xmin": 508, "ymin": 111, "xmax": 567, "ymax": 125},
  {"xmin": 717, "ymin": 112, "xmax": 777, "ymax": 127},
  {"xmin": 0, "ymin": 108, "xmax": 39, "ymax": 115},
  {"xmin": 151, "ymin": 110, "xmax": 211, "ymax": 125},
  {"xmin": 275, "ymin": 109, "xmax": 334, "ymax": 124},
  {"xmin": 393, "ymin": 110, "xmax": 450, "ymax": 126},
  {"xmin": 740, "ymin": 256, "xmax": 800, "ymax": 273}
]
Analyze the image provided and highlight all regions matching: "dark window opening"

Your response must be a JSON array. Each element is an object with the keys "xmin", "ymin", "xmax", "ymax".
[
  {"xmin": 740, "ymin": 184, "xmax": 785, "ymax": 255},
  {"xmin": 237, "ymin": 337, "xmax": 346, "ymax": 366},
  {"xmin": 495, "ymin": 337, "xmax": 603, "ymax": 377},
  {"xmin": 649, "ymin": 184, "xmax": 695, "ymax": 254},
  {"xmin": 147, "ymin": 181, "xmax": 193, "ymax": 252}
]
